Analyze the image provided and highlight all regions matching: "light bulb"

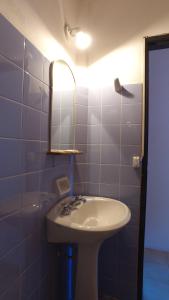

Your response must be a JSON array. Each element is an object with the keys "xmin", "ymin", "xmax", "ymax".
[{"xmin": 75, "ymin": 31, "xmax": 92, "ymax": 50}]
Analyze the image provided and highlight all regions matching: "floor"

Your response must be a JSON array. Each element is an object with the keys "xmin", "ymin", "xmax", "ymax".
[{"xmin": 143, "ymin": 248, "xmax": 169, "ymax": 300}]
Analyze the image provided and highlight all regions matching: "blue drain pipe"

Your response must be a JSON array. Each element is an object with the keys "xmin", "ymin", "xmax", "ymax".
[{"xmin": 66, "ymin": 245, "xmax": 74, "ymax": 300}]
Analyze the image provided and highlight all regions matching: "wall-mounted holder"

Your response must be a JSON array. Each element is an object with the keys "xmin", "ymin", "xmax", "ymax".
[
  {"xmin": 114, "ymin": 78, "xmax": 134, "ymax": 98},
  {"xmin": 114, "ymin": 78, "xmax": 123, "ymax": 93}
]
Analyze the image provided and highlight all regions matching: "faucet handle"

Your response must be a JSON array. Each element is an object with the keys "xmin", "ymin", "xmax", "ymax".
[
  {"xmin": 77, "ymin": 195, "xmax": 86, "ymax": 202},
  {"xmin": 71, "ymin": 199, "xmax": 81, "ymax": 206},
  {"xmin": 79, "ymin": 196, "xmax": 86, "ymax": 203},
  {"xmin": 71, "ymin": 195, "xmax": 86, "ymax": 206}
]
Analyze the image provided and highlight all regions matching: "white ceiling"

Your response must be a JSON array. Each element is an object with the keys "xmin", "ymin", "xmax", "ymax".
[
  {"xmin": 2, "ymin": 0, "xmax": 169, "ymax": 69},
  {"xmin": 77, "ymin": 0, "xmax": 169, "ymax": 65}
]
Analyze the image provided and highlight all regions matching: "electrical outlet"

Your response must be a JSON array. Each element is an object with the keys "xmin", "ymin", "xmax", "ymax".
[
  {"xmin": 56, "ymin": 177, "xmax": 70, "ymax": 196},
  {"xmin": 132, "ymin": 156, "xmax": 140, "ymax": 168}
]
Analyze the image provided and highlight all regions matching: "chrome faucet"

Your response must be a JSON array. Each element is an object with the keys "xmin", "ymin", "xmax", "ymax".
[
  {"xmin": 60, "ymin": 195, "xmax": 86, "ymax": 216},
  {"xmin": 71, "ymin": 195, "xmax": 86, "ymax": 206}
]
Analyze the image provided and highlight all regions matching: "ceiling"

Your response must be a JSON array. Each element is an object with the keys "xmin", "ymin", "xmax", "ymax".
[
  {"xmin": 2, "ymin": 0, "xmax": 169, "ymax": 68},
  {"xmin": 76, "ymin": 0, "xmax": 169, "ymax": 65}
]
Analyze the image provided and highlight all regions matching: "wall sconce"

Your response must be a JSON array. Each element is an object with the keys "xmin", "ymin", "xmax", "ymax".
[{"xmin": 64, "ymin": 23, "xmax": 92, "ymax": 50}]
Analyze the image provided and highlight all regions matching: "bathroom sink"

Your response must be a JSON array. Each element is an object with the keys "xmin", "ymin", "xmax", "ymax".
[
  {"xmin": 47, "ymin": 196, "xmax": 131, "ymax": 243},
  {"xmin": 46, "ymin": 196, "xmax": 131, "ymax": 300}
]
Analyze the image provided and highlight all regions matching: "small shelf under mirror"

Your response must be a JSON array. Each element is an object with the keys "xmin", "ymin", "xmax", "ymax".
[{"xmin": 47, "ymin": 150, "xmax": 82, "ymax": 155}]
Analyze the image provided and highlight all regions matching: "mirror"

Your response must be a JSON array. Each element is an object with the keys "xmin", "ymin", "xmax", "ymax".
[{"xmin": 48, "ymin": 60, "xmax": 81, "ymax": 154}]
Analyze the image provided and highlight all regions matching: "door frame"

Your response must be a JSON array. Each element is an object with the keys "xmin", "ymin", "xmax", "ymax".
[{"xmin": 137, "ymin": 33, "xmax": 169, "ymax": 300}]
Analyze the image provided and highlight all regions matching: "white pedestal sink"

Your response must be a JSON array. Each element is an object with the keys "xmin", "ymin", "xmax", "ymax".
[{"xmin": 47, "ymin": 196, "xmax": 131, "ymax": 300}]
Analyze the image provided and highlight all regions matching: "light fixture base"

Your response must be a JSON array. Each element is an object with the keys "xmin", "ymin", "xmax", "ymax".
[
  {"xmin": 64, "ymin": 23, "xmax": 92, "ymax": 50},
  {"xmin": 64, "ymin": 23, "xmax": 80, "ymax": 40}
]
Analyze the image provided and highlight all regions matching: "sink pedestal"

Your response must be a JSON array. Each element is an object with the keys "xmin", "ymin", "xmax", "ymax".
[
  {"xmin": 47, "ymin": 196, "xmax": 131, "ymax": 300},
  {"xmin": 75, "ymin": 242, "xmax": 100, "ymax": 300}
]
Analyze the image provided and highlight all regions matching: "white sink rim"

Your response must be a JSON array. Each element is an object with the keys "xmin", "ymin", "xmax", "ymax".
[{"xmin": 47, "ymin": 196, "xmax": 131, "ymax": 232}]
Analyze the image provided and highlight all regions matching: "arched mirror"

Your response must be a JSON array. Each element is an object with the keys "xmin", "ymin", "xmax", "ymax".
[{"xmin": 48, "ymin": 60, "xmax": 81, "ymax": 154}]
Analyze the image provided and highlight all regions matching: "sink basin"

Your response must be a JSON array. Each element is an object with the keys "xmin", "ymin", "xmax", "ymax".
[
  {"xmin": 47, "ymin": 196, "xmax": 131, "ymax": 243},
  {"xmin": 46, "ymin": 196, "xmax": 131, "ymax": 300}
]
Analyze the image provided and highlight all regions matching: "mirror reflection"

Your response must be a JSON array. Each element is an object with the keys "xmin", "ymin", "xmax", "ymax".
[{"xmin": 49, "ymin": 60, "xmax": 79, "ymax": 154}]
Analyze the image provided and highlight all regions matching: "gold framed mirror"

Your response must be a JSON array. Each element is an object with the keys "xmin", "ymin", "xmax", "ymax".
[{"xmin": 48, "ymin": 60, "xmax": 81, "ymax": 155}]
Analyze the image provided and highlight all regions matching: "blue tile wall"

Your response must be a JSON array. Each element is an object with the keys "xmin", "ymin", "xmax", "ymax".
[
  {"xmin": 24, "ymin": 40, "xmax": 43, "ymax": 81},
  {"xmin": 23, "ymin": 73, "xmax": 42, "ymax": 110},
  {"xmin": 22, "ymin": 107, "xmax": 41, "ymax": 140},
  {"xmin": 0, "ymin": 15, "xmax": 24, "ymax": 68},
  {"xmin": 0, "ymin": 14, "xmax": 72, "ymax": 300},
  {"xmin": 74, "ymin": 86, "xmax": 88, "ymax": 148},
  {"xmin": 0, "ymin": 97, "xmax": 22, "ymax": 138},
  {"xmin": 74, "ymin": 84, "xmax": 142, "ymax": 300},
  {"xmin": 0, "ymin": 55, "xmax": 23, "ymax": 102}
]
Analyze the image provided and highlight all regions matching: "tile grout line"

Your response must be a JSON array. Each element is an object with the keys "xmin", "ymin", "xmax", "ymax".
[
  {"xmin": 0, "ymin": 93, "xmax": 49, "ymax": 114},
  {"xmin": 119, "ymin": 90, "xmax": 123, "ymax": 199},
  {"xmin": 99, "ymin": 87, "xmax": 102, "ymax": 196},
  {"xmin": 20, "ymin": 38, "xmax": 25, "ymax": 141}
]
